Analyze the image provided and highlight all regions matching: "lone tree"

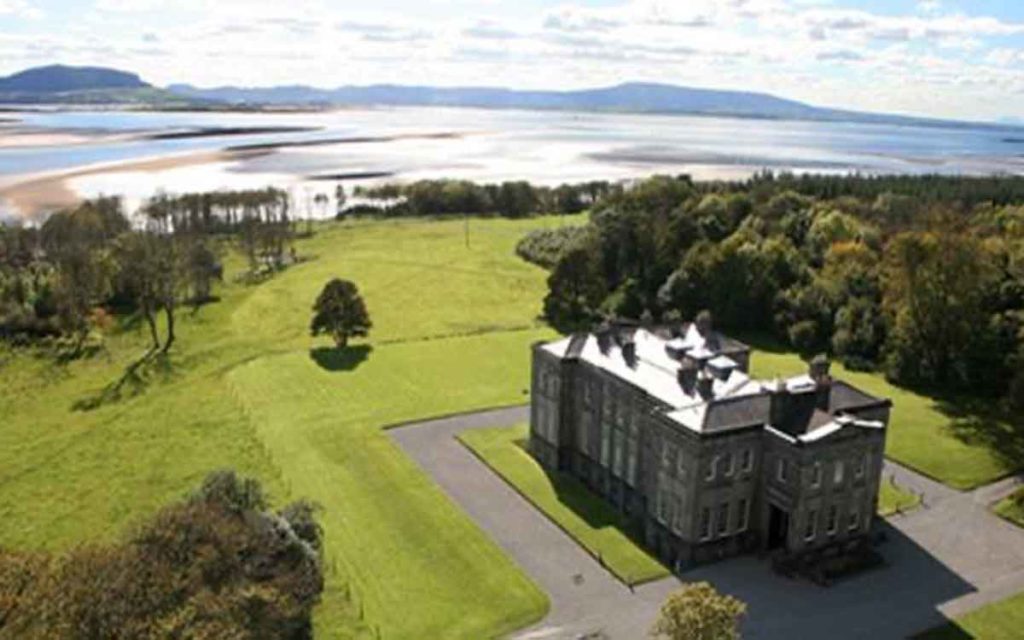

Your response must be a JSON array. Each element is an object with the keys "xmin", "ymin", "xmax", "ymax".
[
  {"xmin": 311, "ymin": 278, "xmax": 371, "ymax": 348},
  {"xmin": 651, "ymin": 582, "xmax": 746, "ymax": 640}
]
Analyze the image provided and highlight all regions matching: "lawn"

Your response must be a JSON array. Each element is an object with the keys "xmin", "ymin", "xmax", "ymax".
[
  {"xmin": 878, "ymin": 478, "xmax": 922, "ymax": 517},
  {"xmin": 458, "ymin": 423, "xmax": 669, "ymax": 586},
  {"xmin": 914, "ymin": 591, "xmax": 1024, "ymax": 640},
  {"xmin": 994, "ymin": 487, "xmax": 1024, "ymax": 528},
  {"xmin": 749, "ymin": 348, "xmax": 1016, "ymax": 490},
  {"xmin": 0, "ymin": 215, "xmax": 581, "ymax": 639}
]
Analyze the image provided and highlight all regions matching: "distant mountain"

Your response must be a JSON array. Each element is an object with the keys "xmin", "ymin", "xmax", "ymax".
[
  {"xmin": 0, "ymin": 65, "xmax": 192, "ymax": 105},
  {"xmin": 167, "ymin": 80, "xmax": 1019, "ymax": 130}
]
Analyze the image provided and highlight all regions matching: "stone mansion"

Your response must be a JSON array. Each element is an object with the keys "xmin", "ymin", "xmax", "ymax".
[{"xmin": 528, "ymin": 314, "xmax": 891, "ymax": 570}]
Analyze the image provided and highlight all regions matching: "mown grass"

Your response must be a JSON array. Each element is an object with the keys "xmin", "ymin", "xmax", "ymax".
[
  {"xmin": 878, "ymin": 478, "xmax": 922, "ymax": 517},
  {"xmin": 749, "ymin": 347, "xmax": 1016, "ymax": 490},
  {"xmin": 914, "ymin": 591, "xmax": 1024, "ymax": 640},
  {"xmin": 994, "ymin": 487, "xmax": 1024, "ymax": 528},
  {"xmin": 0, "ymin": 215, "xmax": 580, "ymax": 639},
  {"xmin": 458, "ymin": 423, "xmax": 669, "ymax": 586}
]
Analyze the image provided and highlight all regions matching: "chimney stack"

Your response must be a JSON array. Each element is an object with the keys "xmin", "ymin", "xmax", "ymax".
[
  {"xmin": 677, "ymin": 357, "xmax": 699, "ymax": 393},
  {"xmin": 809, "ymin": 354, "xmax": 831, "ymax": 382},
  {"xmin": 697, "ymin": 371, "xmax": 714, "ymax": 399},
  {"xmin": 622, "ymin": 338, "xmax": 637, "ymax": 368},
  {"xmin": 809, "ymin": 354, "xmax": 832, "ymax": 410},
  {"xmin": 695, "ymin": 310, "xmax": 713, "ymax": 337}
]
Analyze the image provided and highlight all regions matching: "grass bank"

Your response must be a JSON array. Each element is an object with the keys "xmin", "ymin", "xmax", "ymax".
[{"xmin": 458, "ymin": 423, "xmax": 668, "ymax": 585}]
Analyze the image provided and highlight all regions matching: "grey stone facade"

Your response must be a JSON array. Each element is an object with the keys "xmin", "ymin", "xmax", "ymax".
[{"xmin": 529, "ymin": 319, "xmax": 890, "ymax": 571}]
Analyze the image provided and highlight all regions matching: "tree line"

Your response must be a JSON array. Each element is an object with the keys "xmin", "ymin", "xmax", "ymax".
[
  {"xmin": 528, "ymin": 173, "xmax": 1024, "ymax": 412},
  {"xmin": 351, "ymin": 179, "xmax": 619, "ymax": 218},
  {"xmin": 0, "ymin": 188, "xmax": 299, "ymax": 355}
]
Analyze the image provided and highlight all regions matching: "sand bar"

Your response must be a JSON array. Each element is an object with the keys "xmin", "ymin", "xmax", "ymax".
[{"xmin": 0, "ymin": 148, "xmax": 269, "ymax": 220}]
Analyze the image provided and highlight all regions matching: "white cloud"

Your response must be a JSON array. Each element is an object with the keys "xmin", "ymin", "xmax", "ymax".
[{"xmin": 0, "ymin": 0, "xmax": 41, "ymax": 19}]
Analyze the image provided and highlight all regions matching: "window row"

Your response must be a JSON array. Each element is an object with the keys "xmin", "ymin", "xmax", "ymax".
[
  {"xmin": 698, "ymin": 498, "xmax": 751, "ymax": 541},
  {"xmin": 705, "ymin": 449, "xmax": 754, "ymax": 482},
  {"xmin": 802, "ymin": 501, "xmax": 865, "ymax": 542},
  {"xmin": 775, "ymin": 452, "xmax": 871, "ymax": 488}
]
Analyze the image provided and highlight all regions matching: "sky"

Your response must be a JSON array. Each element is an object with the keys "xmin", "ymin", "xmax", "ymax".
[{"xmin": 1, "ymin": 0, "xmax": 1023, "ymax": 121}]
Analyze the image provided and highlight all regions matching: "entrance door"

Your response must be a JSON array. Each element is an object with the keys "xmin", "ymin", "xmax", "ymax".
[{"xmin": 767, "ymin": 504, "xmax": 790, "ymax": 550}]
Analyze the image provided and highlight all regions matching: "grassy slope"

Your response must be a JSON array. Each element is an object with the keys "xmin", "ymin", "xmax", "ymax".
[
  {"xmin": 0, "ymin": 216, "xmax": 581, "ymax": 639},
  {"xmin": 458, "ymin": 423, "xmax": 668, "ymax": 585},
  {"xmin": 994, "ymin": 488, "xmax": 1024, "ymax": 528},
  {"xmin": 915, "ymin": 591, "xmax": 1024, "ymax": 640},
  {"xmin": 750, "ymin": 350, "xmax": 1014, "ymax": 490}
]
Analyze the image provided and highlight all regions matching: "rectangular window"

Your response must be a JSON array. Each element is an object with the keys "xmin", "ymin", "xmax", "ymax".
[
  {"xmin": 827, "ymin": 505, "xmax": 839, "ymax": 535},
  {"xmin": 717, "ymin": 503, "xmax": 729, "ymax": 536},
  {"xmin": 777, "ymin": 458, "xmax": 788, "ymax": 483},
  {"xmin": 737, "ymin": 499, "xmax": 749, "ymax": 532},
  {"xmin": 600, "ymin": 420, "xmax": 611, "ymax": 467},
  {"xmin": 662, "ymin": 442, "xmax": 675, "ymax": 470},
  {"xmin": 834, "ymin": 461, "xmax": 845, "ymax": 486},
  {"xmin": 811, "ymin": 462, "xmax": 822, "ymax": 488},
  {"xmin": 706, "ymin": 455, "xmax": 719, "ymax": 481},
  {"xmin": 673, "ymin": 497, "xmax": 686, "ymax": 534},
  {"xmin": 857, "ymin": 453, "xmax": 867, "ymax": 478},
  {"xmin": 657, "ymin": 490, "xmax": 670, "ymax": 524},
  {"xmin": 700, "ymin": 507, "xmax": 712, "ymax": 540},
  {"xmin": 724, "ymin": 453, "xmax": 735, "ymax": 477},
  {"xmin": 741, "ymin": 449, "xmax": 753, "ymax": 472},
  {"xmin": 612, "ymin": 430, "xmax": 625, "ymax": 478},
  {"xmin": 849, "ymin": 506, "xmax": 861, "ymax": 532},
  {"xmin": 804, "ymin": 509, "xmax": 817, "ymax": 541},
  {"xmin": 626, "ymin": 436, "xmax": 639, "ymax": 487},
  {"xmin": 676, "ymin": 452, "xmax": 687, "ymax": 478}
]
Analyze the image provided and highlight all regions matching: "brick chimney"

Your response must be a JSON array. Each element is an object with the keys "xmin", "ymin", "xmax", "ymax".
[
  {"xmin": 621, "ymin": 338, "xmax": 637, "ymax": 368},
  {"xmin": 677, "ymin": 357, "xmax": 699, "ymax": 393},
  {"xmin": 809, "ymin": 354, "xmax": 832, "ymax": 410},
  {"xmin": 697, "ymin": 371, "xmax": 714, "ymax": 399}
]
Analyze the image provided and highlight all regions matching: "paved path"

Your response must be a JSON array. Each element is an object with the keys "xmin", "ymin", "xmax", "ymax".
[{"xmin": 390, "ymin": 406, "xmax": 1024, "ymax": 639}]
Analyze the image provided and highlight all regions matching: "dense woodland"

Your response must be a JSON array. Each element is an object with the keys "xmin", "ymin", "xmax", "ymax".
[
  {"xmin": 520, "ymin": 173, "xmax": 1024, "ymax": 413},
  {"xmin": 0, "ymin": 471, "xmax": 323, "ymax": 639}
]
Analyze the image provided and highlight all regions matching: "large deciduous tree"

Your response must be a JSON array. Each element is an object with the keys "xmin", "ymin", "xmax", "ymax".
[
  {"xmin": 310, "ymin": 278, "xmax": 372, "ymax": 349},
  {"xmin": 650, "ymin": 582, "xmax": 746, "ymax": 640}
]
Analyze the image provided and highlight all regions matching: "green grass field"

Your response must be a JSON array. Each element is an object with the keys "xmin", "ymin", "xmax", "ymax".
[
  {"xmin": 1, "ymin": 213, "xmax": 1019, "ymax": 638},
  {"xmin": 750, "ymin": 348, "xmax": 1016, "ymax": 490},
  {"xmin": 914, "ymin": 591, "xmax": 1024, "ymax": 640},
  {"xmin": 458, "ymin": 423, "xmax": 668, "ymax": 585},
  {"xmin": 0, "ymin": 216, "xmax": 582, "ymax": 639},
  {"xmin": 994, "ymin": 488, "xmax": 1024, "ymax": 528}
]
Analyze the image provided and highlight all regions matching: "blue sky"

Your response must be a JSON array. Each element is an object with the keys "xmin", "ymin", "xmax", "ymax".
[{"xmin": 1, "ymin": 0, "xmax": 1023, "ymax": 121}]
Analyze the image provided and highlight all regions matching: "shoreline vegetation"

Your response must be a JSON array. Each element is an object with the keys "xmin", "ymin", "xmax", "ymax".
[{"xmin": 1, "ymin": 173, "xmax": 1023, "ymax": 637}]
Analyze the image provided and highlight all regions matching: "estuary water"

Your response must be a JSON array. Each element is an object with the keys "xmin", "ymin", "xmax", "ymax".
[{"xmin": 1, "ymin": 105, "xmax": 1023, "ymax": 218}]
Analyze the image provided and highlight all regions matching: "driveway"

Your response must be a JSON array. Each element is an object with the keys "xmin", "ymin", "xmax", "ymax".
[{"xmin": 390, "ymin": 406, "xmax": 1024, "ymax": 639}]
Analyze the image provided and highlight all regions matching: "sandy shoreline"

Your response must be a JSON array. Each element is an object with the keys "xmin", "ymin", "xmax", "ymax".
[{"xmin": 0, "ymin": 148, "xmax": 268, "ymax": 220}]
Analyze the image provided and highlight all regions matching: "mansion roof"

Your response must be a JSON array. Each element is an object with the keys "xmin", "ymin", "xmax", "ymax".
[{"xmin": 541, "ymin": 324, "xmax": 889, "ymax": 444}]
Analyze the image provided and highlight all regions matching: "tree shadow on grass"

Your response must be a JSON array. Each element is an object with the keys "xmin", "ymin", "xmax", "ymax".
[
  {"xmin": 938, "ymin": 396, "xmax": 1024, "ymax": 473},
  {"xmin": 309, "ymin": 345, "xmax": 373, "ymax": 372},
  {"xmin": 72, "ymin": 350, "xmax": 172, "ymax": 412}
]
